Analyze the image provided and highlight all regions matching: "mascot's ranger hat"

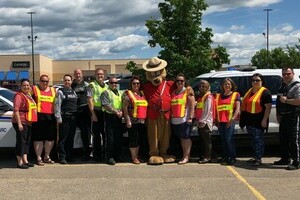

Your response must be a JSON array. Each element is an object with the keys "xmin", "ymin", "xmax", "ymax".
[{"xmin": 142, "ymin": 57, "xmax": 167, "ymax": 72}]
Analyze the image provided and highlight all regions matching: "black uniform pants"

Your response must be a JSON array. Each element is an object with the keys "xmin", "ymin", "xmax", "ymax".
[
  {"xmin": 58, "ymin": 115, "xmax": 76, "ymax": 161},
  {"xmin": 13, "ymin": 123, "xmax": 31, "ymax": 156},
  {"xmin": 279, "ymin": 114, "xmax": 300, "ymax": 163},
  {"xmin": 104, "ymin": 113, "xmax": 122, "ymax": 159},
  {"xmin": 92, "ymin": 109, "xmax": 106, "ymax": 160},
  {"xmin": 76, "ymin": 106, "xmax": 92, "ymax": 157}
]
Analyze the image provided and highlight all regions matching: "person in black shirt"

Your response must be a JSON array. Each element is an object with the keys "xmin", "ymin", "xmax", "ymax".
[
  {"xmin": 72, "ymin": 69, "xmax": 92, "ymax": 161},
  {"xmin": 240, "ymin": 73, "xmax": 272, "ymax": 166},
  {"xmin": 275, "ymin": 67, "xmax": 300, "ymax": 170},
  {"xmin": 54, "ymin": 74, "xmax": 78, "ymax": 164}
]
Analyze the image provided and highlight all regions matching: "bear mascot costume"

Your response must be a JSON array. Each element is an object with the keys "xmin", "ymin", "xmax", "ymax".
[{"xmin": 142, "ymin": 57, "xmax": 176, "ymax": 165}]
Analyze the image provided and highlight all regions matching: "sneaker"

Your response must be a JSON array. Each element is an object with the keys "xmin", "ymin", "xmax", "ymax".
[
  {"xmin": 273, "ymin": 159, "xmax": 290, "ymax": 165},
  {"xmin": 286, "ymin": 162, "xmax": 300, "ymax": 170},
  {"xmin": 251, "ymin": 160, "xmax": 262, "ymax": 167},
  {"xmin": 199, "ymin": 158, "xmax": 211, "ymax": 164},
  {"xmin": 25, "ymin": 162, "xmax": 35, "ymax": 167},
  {"xmin": 106, "ymin": 158, "xmax": 116, "ymax": 165},
  {"xmin": 17, "ymin": 164, "xmax": 29, "ymax": 169},
  {"xmin": 59, "ymin": 159, "xmax": 68, "ymax": 165}
]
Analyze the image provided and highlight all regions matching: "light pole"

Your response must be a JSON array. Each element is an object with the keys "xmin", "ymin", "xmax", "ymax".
[
  {"xmin": 27, "ymin": 11, "xmax": 37, "ymax": 85},
  {"xmin": 263, "ymin": 8, "xmax": 272, "ymax": 68}
]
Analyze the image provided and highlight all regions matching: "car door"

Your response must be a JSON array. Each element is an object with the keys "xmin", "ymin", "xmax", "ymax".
[{"xmin": 0, "ymin": 98, "xmax": 15, "ymax": 147}]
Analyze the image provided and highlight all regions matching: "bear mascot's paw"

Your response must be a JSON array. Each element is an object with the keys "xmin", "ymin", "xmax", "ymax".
[
  {"xmin": 148, "ymin": 156, "xmax": 164, "ymax": 165},
  {"xmin": 161, "ymin": 154, "xmax": 176, "ymax": 163}
]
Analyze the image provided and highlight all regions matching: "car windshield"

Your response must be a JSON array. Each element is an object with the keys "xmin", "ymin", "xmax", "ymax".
[{"xmin": 0, "ymin": 89, "xmax": 16, "ymax": 102}]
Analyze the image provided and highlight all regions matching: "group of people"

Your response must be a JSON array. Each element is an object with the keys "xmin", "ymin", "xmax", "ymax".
[{"xmin": 11, "ymin": 63, "xmax": 300, "ymax": 170}]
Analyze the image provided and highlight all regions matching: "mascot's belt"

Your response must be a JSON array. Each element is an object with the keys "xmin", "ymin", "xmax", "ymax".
[{"xmin": 159, "ymin": 109, "xmax": 170, "ymax": 113}]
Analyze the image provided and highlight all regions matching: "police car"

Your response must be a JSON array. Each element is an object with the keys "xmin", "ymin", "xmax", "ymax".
[
  {"xmin": 0, "ymin": 87, "xmax": 15, "ymax": 147},
  {"xmin": 190, "ymin": 68, "xmax": 300, "ymax": 144},
  {"xmin": 0, "ymin": 87, "xmax": 84, "ymax": 148}
]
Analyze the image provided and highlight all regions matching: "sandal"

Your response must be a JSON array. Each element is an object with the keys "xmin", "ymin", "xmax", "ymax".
[
  {"xmin": 37, "ymin": 159, "xmax": 45, "ymax": 166},
  {"xmin": 44, "ymin": 157, "xmax": 55, "ymax": 164},
  {"xmin": 132, "ymin": 158, "xmax": 141, "ymax": 164},
  {"xmin": 178, "ymin": 158, "xmax": 189, "ymax": 165}
]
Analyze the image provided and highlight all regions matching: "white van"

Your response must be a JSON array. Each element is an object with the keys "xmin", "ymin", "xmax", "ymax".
[{"xmin": 190, "ymin": 68, "xmax": 300, "ymax": 144}]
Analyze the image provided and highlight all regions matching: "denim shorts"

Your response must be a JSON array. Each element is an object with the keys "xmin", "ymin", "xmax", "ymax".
[{"xmin": 171, "ymin": 122, "xmax": 192, "ymax": 139}]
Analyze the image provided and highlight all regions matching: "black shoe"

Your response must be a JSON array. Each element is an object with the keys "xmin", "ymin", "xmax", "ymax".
[
  {"xmin": 59, "ymin": 159, "xmax": 68, "ymax": 165},
  {"xmin": 82, "ymin": 155, "xmax": 92, "ymax": 161},
  {"xmin": 199, "ymin": 158, "xmax": 211, "ymax": 164},
  {"xmin": 251, "ymin": 160, "xmax": 262, "ymax": 167},
  {"xmin": 219, "ymin": 157, "xmax": 228, "ymax": 163},
  {"xmin": 246, "ymin": 158, "xmax": 256, "ymax": 163},
  {"xmin": 226, "ymin": 159, "xmax": 236, "ymax": 165},
  {"xmin": 106, "ymin": 158, "xmax": 116, "ymax": 165},
  {"xmin": 17, "ymin": 164, "xmax": 29, "ymax": 169},
  {"xmin": 273, "ymin": 159, "xmax": 290, "ymax": 165},
  {"xmin": 66, "ymin": 158, "xmax": 75, "ymax": 163},
  {"xmin": 25, "ymin": 162, "xmax": 34, "ymax": 167},
  {"xmin": 286, "ymin": 163, "xmax": 299, "ymax": 170}
]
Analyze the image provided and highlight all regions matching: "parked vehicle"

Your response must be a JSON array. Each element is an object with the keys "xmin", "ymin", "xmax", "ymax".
[{"xmin": 189, "ymin": 68, "xmax": 300, "ymax": 145}]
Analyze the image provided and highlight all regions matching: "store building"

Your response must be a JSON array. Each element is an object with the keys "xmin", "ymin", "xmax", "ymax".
[{"xmin": 0, "ymin": 54, "xmax": 147, "ymax": 89}]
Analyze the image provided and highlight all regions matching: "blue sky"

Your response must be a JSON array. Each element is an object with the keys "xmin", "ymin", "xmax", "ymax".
[{"xmin": 0, "ymin": 0, "xmax": 299, "ymax": 66}]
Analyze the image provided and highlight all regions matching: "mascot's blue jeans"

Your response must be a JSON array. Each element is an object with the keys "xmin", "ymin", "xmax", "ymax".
[
  {"xmin": 246, "ymin": 126, "xmax": 264, "ymax": 161},
  {"xmin": 218, "ymin": 122, "xmax": 236, "ymax": 160}
]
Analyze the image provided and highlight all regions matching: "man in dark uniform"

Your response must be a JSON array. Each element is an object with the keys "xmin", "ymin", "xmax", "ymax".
[
  {"xmin": 275, "ymin": 67, "xmax": 300, "ymax": 170},
  {"xmin": 72, "ymin": 69, "xmax": 92, "ymax": 161}
]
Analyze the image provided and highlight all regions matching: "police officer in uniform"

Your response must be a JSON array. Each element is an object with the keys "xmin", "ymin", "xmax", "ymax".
[
  {"xmin": 55, "ymin": 74, "xmax": 78, "ymax": 164},
  {"xmin": 275, "ymin": 67, "xmax": 300, "ymax": 170},
  {"xmin": 72, "ymin": 69, "xmax": 92, "ymax": 161},
  {"xmin": 101, "ymin": 76, "xmax": 123, "ymax": 165},
  {"xmin": 87, "ymin": 68, "xmax": 108, "ymax": 162}
]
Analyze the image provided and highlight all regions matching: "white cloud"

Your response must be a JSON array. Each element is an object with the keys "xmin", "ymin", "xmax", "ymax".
[{"xmin": 229, "ymin": 25, "xmax": 245, "ymax": 31}]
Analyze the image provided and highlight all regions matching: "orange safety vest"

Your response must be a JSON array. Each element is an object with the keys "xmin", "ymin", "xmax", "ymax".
[
  {"xmin": 195, "ymin": 93, "xmax": 215, "ymax": 120},
  {"xmin": 126, "ymin": 90, "xmax": 148, "ymax": 119},
  {"xmin": 215, "ymin": 92, "xmax": 238, "ymax": 122},
  {"xmin": 241, "ymin": 87, "xmax": 266, "ymax": 114},
  {"xmin": 171, "ymin": 89, "xmax": 188, "ymax": 118},
  {"xmin": 32, "ymin": 86, "xmax": 56, "ymax": 114},
  {"xmin": 19, "ymin": 92, "xmax": 38, "ymax": 122}
]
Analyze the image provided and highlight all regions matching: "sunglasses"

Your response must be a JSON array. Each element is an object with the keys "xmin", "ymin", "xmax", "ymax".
[
  {"xmin": 110, "ymin": 82, "xmax": 118, "ymax": 84},
  {"xmin": 176, "ymin": 80, "xmax": 184, "ymax": 83},
  {"xmin": 282, "ymin": 73, "xmax": 292, "ymax": 76},
  {"xmin": 252, "ymin": 79, "xmax": 261, "ymax": 82},
  {"xmin": 132, "ymin": 82, "xmax": 140, "ymax": 85},
  {"xmin": 41, "ymin": 80, "xmax": 49, "ymax": 83}
]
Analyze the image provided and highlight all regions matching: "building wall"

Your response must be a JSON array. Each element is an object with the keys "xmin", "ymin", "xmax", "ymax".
[{"xmin": 0, "ymin": 54, "xmax": 148, "ymax": 86}]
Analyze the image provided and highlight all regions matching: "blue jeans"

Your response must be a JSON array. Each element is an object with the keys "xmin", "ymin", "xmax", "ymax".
[
  {"xmin": 218, "ymin": 122, "xmax": 236, "ymax": 160},
  {"xmin": 246, "ymin": 126, "xmax": 264, "ymax": 161}
]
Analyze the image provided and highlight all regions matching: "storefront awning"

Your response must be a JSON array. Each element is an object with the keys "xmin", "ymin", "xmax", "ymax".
[
  {"xmin": 18, "ymin": 71, "xmax": 29, "ymax": 80},
  {"xmin": 0, "ymin": 71, "xmax": 5, "ymax": 81},
  {"xmin": 6, "ymin": 71, "xmax": 18, "ymax": 81}
]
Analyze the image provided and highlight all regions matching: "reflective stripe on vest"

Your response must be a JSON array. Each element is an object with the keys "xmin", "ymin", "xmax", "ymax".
[
  {"xmin": 127, "ymin": 90, "xmax": 148, "ymax": 119},
  {"xmin": 241, "ymin": 87, "xmax": 266, "ymax": 113},
  {"xmin": 195, "ymin": 93, "xmax": 210, "ymax": 120},
  {"xmin": 105, "ymin": 89, "xmax": 123, "ymax": 114},
  {"xmin": 216, "ymin": 92, "xmax": 237, "ymax": 122},
  {"xmin": 20, "ymin": 92, "xmax": 38, "ymax": 122},
  {"xmin": 90, "ymin": 81, "xmax": 108, "ymax": 107},
  {"xmin": 171, "ymin": 89, "xmax": 188, "ymax": 118},
  {"xmin": 32, "ymin": 86, "xmax": 55, "ymax": 114}
]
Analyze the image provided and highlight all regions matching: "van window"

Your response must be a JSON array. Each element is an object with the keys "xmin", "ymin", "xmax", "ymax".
[{"xmin": 192, "ymin": 75, "xmax": 282, "ymax": 97}]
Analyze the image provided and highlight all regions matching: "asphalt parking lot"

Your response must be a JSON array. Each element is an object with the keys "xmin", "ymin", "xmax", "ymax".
[{"xmin": 0, "ymin": 147, "xmax": 299, "ymax": 200}]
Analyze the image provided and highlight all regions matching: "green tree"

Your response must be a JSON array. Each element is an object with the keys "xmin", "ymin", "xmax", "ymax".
[
  {"xmin": 125, "ymin": 61, "xmax": 146, "ymax": 81},
  {"xmin": 144, "ymin": 0, "xmax": 230, "ymax": 80},
  {"xmin": 251, "ymin": 48, "xmax": 290, "ymax": 69},
  {"xmin": 252, "ymin": 39, "xmax": 300, "ymax": 69}
]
